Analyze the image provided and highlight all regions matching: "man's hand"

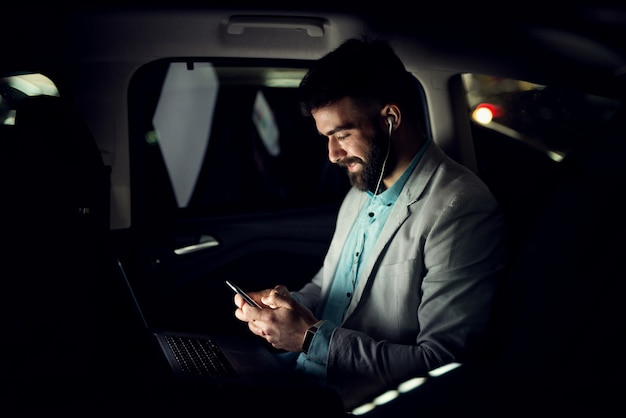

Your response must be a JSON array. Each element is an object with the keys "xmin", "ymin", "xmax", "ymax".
[{"xmin": 233, "ymin": 285, "xmax": 319, "ymax": 352}]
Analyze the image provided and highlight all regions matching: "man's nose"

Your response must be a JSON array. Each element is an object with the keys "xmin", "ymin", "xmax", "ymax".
[{"xmin": 328, "ymin": 137, "xmax": 345, "ymax": 163}]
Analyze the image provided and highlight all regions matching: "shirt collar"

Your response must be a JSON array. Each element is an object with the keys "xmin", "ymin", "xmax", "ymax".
[{"xmin": 366, "ymin": 137, "xmax": 432, "ymax": 205}]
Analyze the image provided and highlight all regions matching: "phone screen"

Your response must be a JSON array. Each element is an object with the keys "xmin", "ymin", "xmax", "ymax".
[{"xmin": 225, "ymin": 280, "xmax": 263, "ymax": 308}]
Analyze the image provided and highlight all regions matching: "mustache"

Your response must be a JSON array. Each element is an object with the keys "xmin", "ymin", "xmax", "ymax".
[{"xmin": 336, "ymin": 156, "xmax": 364, "ymax": 168}]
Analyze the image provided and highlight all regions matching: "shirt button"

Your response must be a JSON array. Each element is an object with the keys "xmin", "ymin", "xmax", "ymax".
[{"xmin": 346, "ymin": 292, "xmax": 351, "ymax": 298}]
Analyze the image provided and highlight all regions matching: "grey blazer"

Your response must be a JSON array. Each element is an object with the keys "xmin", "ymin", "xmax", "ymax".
[{"xmin": 294, "ymin": 142, "xmax": 507, "ymax": 408}]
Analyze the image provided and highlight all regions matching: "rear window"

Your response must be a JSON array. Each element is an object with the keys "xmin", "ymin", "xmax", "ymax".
[
  {"xmin": 462, "ymin": 73, "xmax": 623, "ymax": 248},
  {"xmin": 462, "ymin": 74, "xmax": 621, "ymax": 162}
]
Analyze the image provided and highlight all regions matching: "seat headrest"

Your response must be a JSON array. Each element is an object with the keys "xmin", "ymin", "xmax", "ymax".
[{"xmin": 14, "ymin": 94, "xmax": 104, "ymax": 167}]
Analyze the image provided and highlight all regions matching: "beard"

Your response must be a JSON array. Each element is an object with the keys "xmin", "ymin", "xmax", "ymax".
[{"xmin": 341, "ymin": 130, "xmax": 395, "ymax": 193}]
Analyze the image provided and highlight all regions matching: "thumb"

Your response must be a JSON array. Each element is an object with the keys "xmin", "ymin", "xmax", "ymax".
[{"xmin": 261, "ymin": 286, "xmax": 292, "ymax": 309}]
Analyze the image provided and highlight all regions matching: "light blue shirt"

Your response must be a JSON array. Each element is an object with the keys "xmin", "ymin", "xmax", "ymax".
[{"xmin": 294, "ymin": 139, "xmax": 432, "ymax": 379}]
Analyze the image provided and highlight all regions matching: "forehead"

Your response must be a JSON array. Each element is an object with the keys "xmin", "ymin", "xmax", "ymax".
[{"xmin": 311, "ymin": 97, "xmax": 366, "ymax": 128}]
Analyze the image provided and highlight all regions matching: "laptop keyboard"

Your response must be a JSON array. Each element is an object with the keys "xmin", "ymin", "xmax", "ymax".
[{"xmin": 164, "ymin": 335, "xmax": 238, "ymax": 378}]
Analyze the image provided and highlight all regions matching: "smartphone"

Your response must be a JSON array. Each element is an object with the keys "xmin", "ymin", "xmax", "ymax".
[{"xmin": 225, "ymin": 280, "xmax": 263, "ymax": 309}]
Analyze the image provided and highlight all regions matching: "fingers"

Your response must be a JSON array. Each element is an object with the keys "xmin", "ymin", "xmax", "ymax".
[
  {"xmin": 233, "ymin": 288, "xmax": 267, "ymax": 310},
  {"xmin": 262, "ymin": 286, "xmax": 292, "ymax": 308},
  {"xmin": 273, "ymin": 285, "xmax": 290, "ymax": 296},
  {"xmin": 232, "ymin": 286, "xmax": 289, "ymax": 309},
  {"xmin": 235, "ymin": 300, "xmax": 261, "ymax": 322},
  {"xmin": 233, "ymin": 293, "xmax": 244, "ymax": 309},
  {"xmin": 249, "ymin": 320, "xmax": 279, "ymax": 347}
]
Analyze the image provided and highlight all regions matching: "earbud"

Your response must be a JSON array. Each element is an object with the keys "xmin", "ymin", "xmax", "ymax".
[
  {"xmin": 387, "ymin": 115, "xmax": 394, "ymax": 138},
  {"xmin": 375, "ymin": 115, "xmax": 394, "ymax": 195}
]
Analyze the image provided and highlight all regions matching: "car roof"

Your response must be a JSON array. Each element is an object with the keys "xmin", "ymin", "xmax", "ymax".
[{"xmin": 3, "ymin": 2, "xmax": 626, "ymax": 98}]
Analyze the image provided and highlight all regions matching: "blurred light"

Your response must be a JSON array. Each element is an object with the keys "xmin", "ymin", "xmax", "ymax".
[
  {"xmin": 352, "ymin": 389, "xmax": 399, "ymax": 415},
  {"xmin": 7, "ymin": 73, "xmax": 59, "ymax": 96},
  {"xmin": 398, "ymin": 376, "xmax": 426, "ymax": 392},
  {"xmin": 548, "ymin": 150, "xmax": 565, "ymax": 162},
  {"xmin": 372, "ymin": 389, "xmax": 399, "ymax": 405},
  {"xmin": 428, "ymin": 362, "xmax": 462, "ymax": 377},
  {"xmin": 3, "ymin": 110, "xmax": 16, "ymax": 125},
  {"xmin": 472, "ymin": 103, "xmax": 502, "ymax": 124},
  {"xmin": 263, "ymin": 69, "xmax": 306, "ymax": 87},
  {"xmin": 145, "ymin": 130, "xmax": 159, "ymax": 145},
  {"xmin": 352, "ymin": 403, "xmax": 376, "ymax": 415},
  {"xmin": 252, "ymin": 90, "xmax": 280, "ymax": 156},
  {"xmin": 350, "ymin": 362, "xmax": 463, "ymax": 415}
]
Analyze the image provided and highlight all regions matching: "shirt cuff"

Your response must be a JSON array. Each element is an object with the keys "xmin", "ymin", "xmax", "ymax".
[{"xmin": 306, "ymin": 320, "xmax": 336, "ymax": 365}]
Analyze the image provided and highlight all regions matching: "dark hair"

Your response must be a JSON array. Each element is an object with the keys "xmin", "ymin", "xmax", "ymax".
[{"xmin": 298, "ymin": 37, "xmax": 423, "ymax": 121}]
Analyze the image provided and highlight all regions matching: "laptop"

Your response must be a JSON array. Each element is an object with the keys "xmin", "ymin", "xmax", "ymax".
[{"xmin": 114, "ymin": 256, "xmax": 287, "ymax": 385}]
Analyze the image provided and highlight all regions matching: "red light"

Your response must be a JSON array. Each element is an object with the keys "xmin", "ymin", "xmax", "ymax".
[{"xmin": 472, "ymin": 103, "xmax": 503, "ymax": 124}]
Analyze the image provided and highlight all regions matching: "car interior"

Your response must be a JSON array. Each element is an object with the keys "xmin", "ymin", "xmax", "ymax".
[{"xmin": 2, "ymin": 3, "xmax": 625, "ymax": 416}]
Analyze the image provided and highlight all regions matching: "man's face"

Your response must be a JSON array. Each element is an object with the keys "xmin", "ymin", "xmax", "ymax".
[{"xmin": 312, "ymin": 97, "xmax": 392, "ymax": 193}]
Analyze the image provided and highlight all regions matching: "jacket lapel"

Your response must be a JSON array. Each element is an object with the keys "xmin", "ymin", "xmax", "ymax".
[{"xmin": 343, "ymin": 143, "xmax": 446, "ymax": 319}]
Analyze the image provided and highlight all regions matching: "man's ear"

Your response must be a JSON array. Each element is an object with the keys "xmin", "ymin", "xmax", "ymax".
[{"xmin": 380, "ymin": 104, "xmax": 400, "ymax": 132}]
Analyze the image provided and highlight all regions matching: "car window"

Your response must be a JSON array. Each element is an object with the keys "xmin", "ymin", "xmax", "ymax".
[
  {"xmin": 463, "ymin": 73, "xmax": 623, "ymax": 252},
  {"xmin": 462, "ymin": 74, "xmax": 621, "ymax": 162},
  {"xmin": 128, "ymin": 59, "xmax": 351, "ymax": 225},
  {"xmin": 0, "ymin": 73, "xmax": 59, "ymax": 125}
]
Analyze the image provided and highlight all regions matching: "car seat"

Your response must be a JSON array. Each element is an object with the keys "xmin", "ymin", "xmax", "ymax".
[{"xmin": 1, "ymin": 94, "xmax": 117, "ymax": 412}]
